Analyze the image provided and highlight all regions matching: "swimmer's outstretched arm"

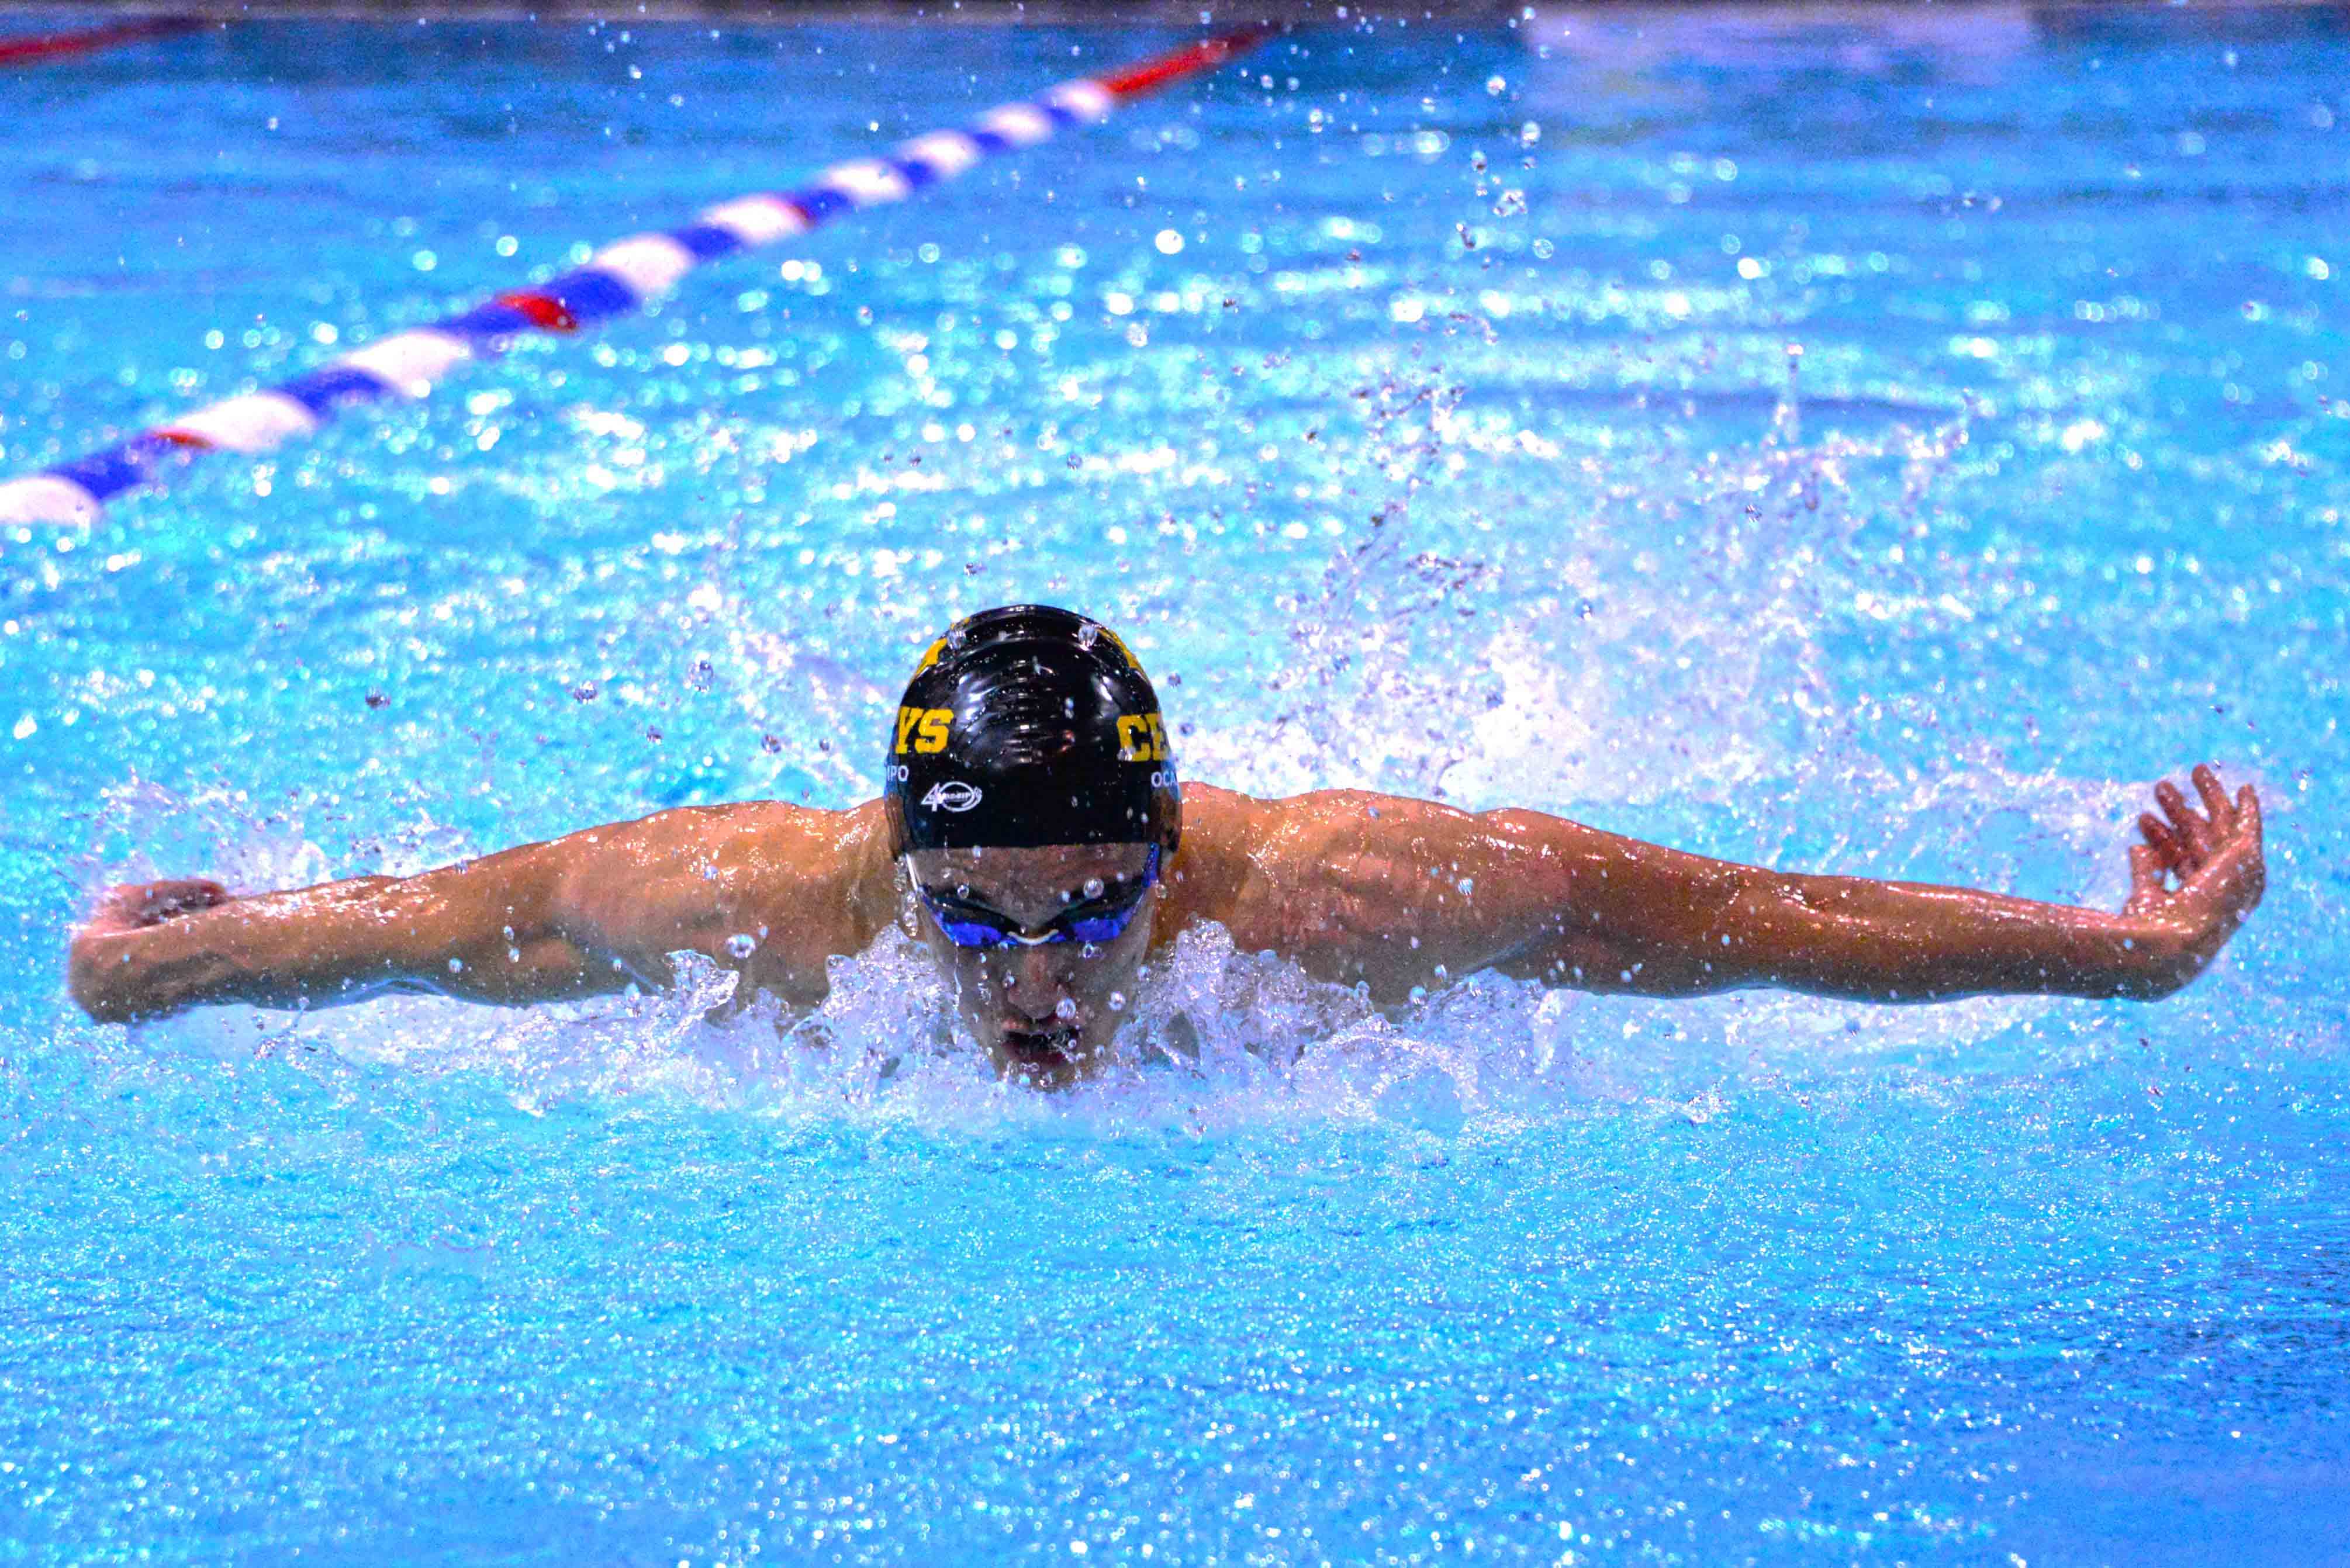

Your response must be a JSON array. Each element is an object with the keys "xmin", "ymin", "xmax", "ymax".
[
  {"xmin": 1202, "ymin": 764, "xmax": 2263, "ymax": 1007},
  {"xmin": 67, "ymin": 801, "xmax": 897, "ymax": 1023}
]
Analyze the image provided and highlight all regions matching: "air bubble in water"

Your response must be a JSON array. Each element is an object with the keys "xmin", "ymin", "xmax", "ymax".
[
  {"xmin": 1108, "ymin": 991, "xmax": 1126, "ymax": 1012},
  {"xmin": 1080, "ymin": 943, "xmax": 1098, "ymax": 959},
  {"xmin": 1077, "ymin": 622, "xmax": 1101, "ymax": 649},
  {"xmin": 726, "ymin": 933, "xmax": 758, "ymax": 959},
  {"xmin": 1056, "ymin": 997, "xmax": 1079, "ymax": 1021},
  {"xmin": 447, "ymin": 958, "xmax": 464, "ymax": 974},
  {"xmin": 1083, "ymin": 877, "xmax": 1105, "ymax": 899}
]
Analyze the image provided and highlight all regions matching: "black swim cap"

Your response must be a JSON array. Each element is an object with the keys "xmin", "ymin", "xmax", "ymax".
[{"xmin": 883, "ymin": 604, "xmax": 1181, "ymax": 856}]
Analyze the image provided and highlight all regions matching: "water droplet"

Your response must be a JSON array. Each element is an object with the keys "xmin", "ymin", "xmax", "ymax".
[
  {"xmin": 1409, "ymin": 985, "xmax": 1427, "ymax": 1003},
  {"xmin": 1077, "ymin": 622, "xmax": 1101, "ymax": 649},
  {"xmin": 1485, "ymin": 74, "xmax": 1506, "ymax": 95},
  {"xmin": 1108, "ymin": 991, "xmax": 1126, "ymax": 1012},
  {"xmin": 447, "ymin": 958, "xmax": 464, "ymax": 973},
  {"xmin": 1055, "ymin": 997, "xmax": 1079, "ymax": 1021},
  {"xmin": 1433, "ymin": 964, "xmax": 1450, "ymax": 981}
]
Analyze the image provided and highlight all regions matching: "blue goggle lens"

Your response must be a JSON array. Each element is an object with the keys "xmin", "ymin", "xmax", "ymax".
[{"xmin": 920, "ymin": 847, "xmax": 1159, "ymax": 949}]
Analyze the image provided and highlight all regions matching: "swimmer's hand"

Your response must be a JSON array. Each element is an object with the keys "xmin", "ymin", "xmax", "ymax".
[
  {"xmin": 2122, "ymin": 763, "xmax": 2264, "ymax": 987},
  {"xmin": 82, "ymin": 877, "xmax": 234, "ymax": 934},
  {"xmin": 68, "ymin": 878, "xmax": 236, "ymax": 1022}
]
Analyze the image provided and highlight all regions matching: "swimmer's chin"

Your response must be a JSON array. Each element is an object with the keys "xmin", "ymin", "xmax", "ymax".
[{"xmin": 991, "ymin": 1024, "xmax": 1098, "ymax": 1085}]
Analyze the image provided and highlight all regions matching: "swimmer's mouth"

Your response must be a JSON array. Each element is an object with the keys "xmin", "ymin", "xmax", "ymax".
[{"xmin": 999, "ymin": 1026, "xmax": 1081, "ymax": 1065}]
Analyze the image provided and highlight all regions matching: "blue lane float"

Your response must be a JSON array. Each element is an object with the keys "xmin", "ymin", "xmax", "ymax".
[{"xmin": 0, "ymin": 27, "xmax": 1267, "ymax": 528}]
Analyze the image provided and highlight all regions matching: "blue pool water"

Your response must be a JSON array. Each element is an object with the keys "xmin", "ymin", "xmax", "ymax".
[{"xmin": 4, "ymin": 8, "xmax": 2347, "ymax": 1560}]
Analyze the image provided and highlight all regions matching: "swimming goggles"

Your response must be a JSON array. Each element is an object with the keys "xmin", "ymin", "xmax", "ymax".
[{"xmin": 914, "ymin": 846, "xmax": 1160, "ymax": 949}]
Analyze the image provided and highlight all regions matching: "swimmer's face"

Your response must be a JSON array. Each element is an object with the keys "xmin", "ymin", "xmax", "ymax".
[{"xmin": 904, "ymin": 841, "xmax": 1157, "ymax": 1088}]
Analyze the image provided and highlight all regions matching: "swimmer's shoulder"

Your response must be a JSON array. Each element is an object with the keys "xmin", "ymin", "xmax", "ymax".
[
  {"xmin": 1163, "ymin": 784, "xmax": 1456, "ymax": 934},
  {"xmin": 1162, "ymin": 783, "xmax": 1287, "ymax": 926}
]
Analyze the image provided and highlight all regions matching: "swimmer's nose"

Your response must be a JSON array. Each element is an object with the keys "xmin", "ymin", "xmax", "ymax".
[{"xmin": 1001, "ymin": 944, "xmax": 1070, "ymax": 1016}]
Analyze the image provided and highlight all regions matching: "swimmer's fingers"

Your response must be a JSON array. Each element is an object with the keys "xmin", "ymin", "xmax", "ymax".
[
  {"xmin": 89, "ymin": 877, "xmax": 230, "ymax": 934},
  {"xmin": 2155, "ymin": 777, "xmax": 2215, "ymax": 864},
  {"xmin": 2137, "ymin": 811, "xmax": 2190, "ymax": 878},
  {"xmin": 2192, "ymin": 763, "xmax": 2236, "ymax": 834},
  {"xmin": 2126, "ymin": 843, "xmax": 2168, "ymax": 915}
]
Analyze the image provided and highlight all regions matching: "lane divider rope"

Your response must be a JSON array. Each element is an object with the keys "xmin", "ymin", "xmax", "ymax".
[
  {"xmin": 0, "ymin": 16, "xmax": 202, "ymax": 68},
  {"xmin": 0, "ymin": 26, "xmax": 1268, "ymax": 527}
]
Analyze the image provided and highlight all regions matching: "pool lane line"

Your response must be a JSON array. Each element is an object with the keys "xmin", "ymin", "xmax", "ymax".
[
  {"xmin": 0, "ymin": 25, "xmax": 1268, "ymax": 528},
  {"xmin": 0, "ymin": 16, "xmax": 203, "ymax": 67}
]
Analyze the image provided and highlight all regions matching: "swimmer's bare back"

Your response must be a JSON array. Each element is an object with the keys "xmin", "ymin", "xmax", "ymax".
[{"xmin": 68, "ymin": 767, "xmax": 2263, "ymax": 1024}]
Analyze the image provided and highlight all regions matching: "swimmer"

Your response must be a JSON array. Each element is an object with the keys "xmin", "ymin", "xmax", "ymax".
[{"xmin": 68, "ymin": 604, "xmax": 2266, "ymax": 1086}]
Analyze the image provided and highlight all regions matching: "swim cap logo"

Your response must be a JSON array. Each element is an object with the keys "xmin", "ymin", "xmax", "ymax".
[
  {"xmin": 921, "ymin": 781, "xmax": 984, "ymax": 813},
  {"xmin": 894, "ymin": 705, "xmax": 953, "ymax": 755},
  {"xmin": 1116, "ymin": 713, "xmax": 1169, "ymax": 763}
]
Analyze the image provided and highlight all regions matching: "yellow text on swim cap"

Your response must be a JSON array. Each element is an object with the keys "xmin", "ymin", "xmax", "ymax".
[
  {"xmin": 1117, "ymin": 713, "xmax": 1169, "ymax": 762},
  {"xmin": 895, "ymin": 706, "xmax": 953, "ymax": 754}
]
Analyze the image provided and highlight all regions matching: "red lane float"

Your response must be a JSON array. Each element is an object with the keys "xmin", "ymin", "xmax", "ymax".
[
  {"xmin": 0, "ymin": 25, "xmax": 1270, "ymax": 527},
  {"xmin": 0, "ymin": 16, "xmax": 202, "ymax": 67}
]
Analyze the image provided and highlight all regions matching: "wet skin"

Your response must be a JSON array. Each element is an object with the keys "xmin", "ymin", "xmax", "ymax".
[
  {"xmin": 68, "ymin": 766, "xmax": 2265, "ymax": 1085},
  {"xmin": 903, "ymin": 842, "xmax": 1157, "ymax": 1087}
]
